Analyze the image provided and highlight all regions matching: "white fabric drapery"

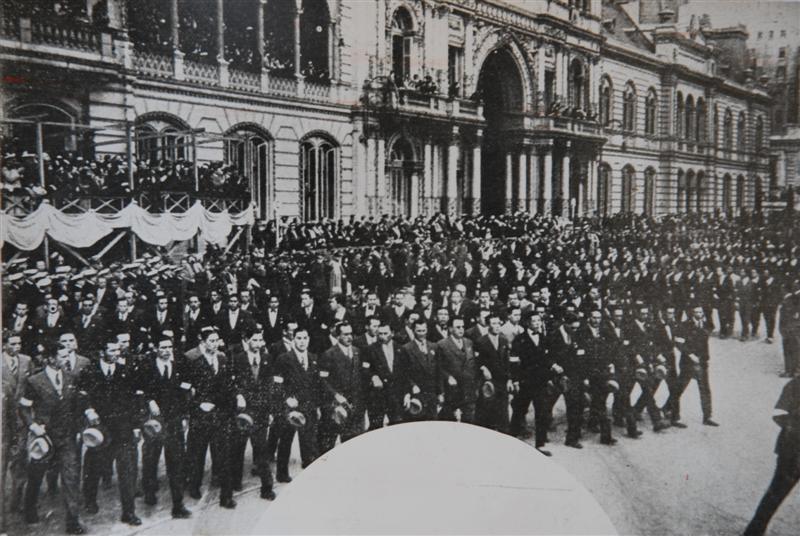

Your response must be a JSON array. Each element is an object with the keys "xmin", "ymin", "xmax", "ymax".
[{"xmin": 1, "ymin": 201, "xmax": 254, "ymax": 251}]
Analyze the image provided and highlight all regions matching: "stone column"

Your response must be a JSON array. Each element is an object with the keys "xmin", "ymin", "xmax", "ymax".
[
  {"xmin": 505, "ymin": 152, "xmax": 514, "ymax": 214},
  {"xmin": 587, "ymin": 158, "xmax": 597, "ymax": 216},
  {"xmin": 528, "ymin": 146, "xmax": 539, "ymax": 214},
  {"xmin": 561, "ymin": 144, "xmax": 571, "ymax": 217},
  {"xmin": 258, "ymin": 0, "xmax": 270, "ymax": 91},
  {"xmin": 410, "ymin": 172, "xmax": 420, "ymax": 218},
  {"xmin": 171, "ymin": 0, "xmax": 184, "ymax": 80},
  {"xmin": 471, "ymin": 134, "xmax": 482, "ymax": 216},
  {"xmin": 447, "ymin": 128, "xmax": 460, "ymax": 217},
  {"xmin": 577, "ymin": 162, "xmax": 585, "ymax": 216},
  {"xmin": 432, "ymin": 143, "xmax": 441, "ymax": 214},
  {"xmin": 216, "ymin": 0, "xmax": 230, "ymax": 87},
  {"xmin": 542, "ymin": 148, "xmax": 553, "ymax": 216},
  {"xmin": 377, "ymin": 137, "xmax": 386, "ymax": 214},
  {"xmin": 517, "ymin": 150, "xmax": 528, "ymax": 212},
  {"xmin": 423, "ymin": 140, "xmax": 433, "ymax": 216},
  {"xmin": 294, "ymin": 0, "xmax": 303, "ymax": 78}
]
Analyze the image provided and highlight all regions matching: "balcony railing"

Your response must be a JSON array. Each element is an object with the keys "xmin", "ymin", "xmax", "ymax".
[
  {"xmin": 132, "ymin": 50, "xmax": 173, "ymax": 79},
  {"xmin": 229, "ymin": 68, "xmax": 260, "ymax": 93},
  {"xmin": 362, "ymin": 85, "xmax": 484, "ymax": 121},
  {"xmin": 184, "ymin": 59, "xmax": 219, "ymax": 87},
  {"xmin": 532, "ymin": 116, "xmax": 602, "ymax": 137},
  {"xmin": 1, "ymin": 17, "xmax": 114, "ymax": 58},
  {"xmin": 269, "ymin": 75, "xmax": 298, "ymax": 97}
]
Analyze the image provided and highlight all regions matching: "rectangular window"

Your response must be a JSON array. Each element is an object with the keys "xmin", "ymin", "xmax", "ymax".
[
  {"xmin": 544, "ymin": 70, "xmax": 555, "ymax": 111},
  {"xmin": 779, "ymin": 47, "xmax": 786, "ymax": 59},
  {"xmin": 781, "ymin": 30, "xmax": 786, "ymax": 37},
  {"xmin": 448, "ymin": 46, "xmax": 464, "ymax": 98},
  {"xmin": 758, "ymin": 31, "xmax": 763, "ymax": 39},
  {"xmin": 777, "ymin": 66, "xmax": 787, "ymax": 79},
  {"xmin": 769, "ymin": 30, "xmax": 774, "ymax": 38}
]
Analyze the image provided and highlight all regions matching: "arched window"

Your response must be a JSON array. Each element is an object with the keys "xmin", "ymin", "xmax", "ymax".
[
  {"xmin": 7, "ymin": 102, "xmax": 78, "ymax": 157},
  {"xmin": 676, "ymin": 169, "xmax": 686, "ymax": 212},
  {"xmin": 622, "ymin": 82, "xmax": 636, "ymax": 132},
  {"xmin": 621, "ymin": 165, "xmax": 635, "ymax": 212},
  {"xmin": 685, "ymin": 170, "xmax": 696, "ymax": 212},
  {"xmin": 696, "ymin": 171, "xmax": 705, "ymax": 212},
  {"xmin": 387, "ymin": 138, "xmax": 418, "ymax": 217},
  {"xmin": 736, "ymin": 175, "xmax": 745, "ymax": 213},
  {"xmin": 597, "ymin": 163, "xmax": 611, "ymax": 216},
  {"xmin": 755, "ymin": 116, "xmax": 764, "ymax": 152},
  {"xmin": 684, "ymin": 95, "xmax": 695, "ymax": 141},
  {"xmin": 645, "ymin": 88, "xmax": 657, "ymax": 136},
  {"xmin": 676, "ymin": 92, "xmax": 684, "ymax": 138},
  {"xmin": 724, "ymin": 108, "xmax": 733, "ymax": 150},
  {"xmin": 391, "ymin": 7, "xmax": 415, "ymax": 86},
  {"xmin": 696, "ymin": 98, "xmax": 706, "ymax": 143},
  {"xmin": 737, "ymin": 111, "xmax": 747, "ymax": 152},
  {"xmin": 569, "ymin": 58, "xmax": 587, "ymax": 111},
  {"xmin": 300, "ymin": 0, "xmax": 332, "ymax": 83},
  {"xmin": 722, "ymin": 174, "xmax": 733, "ymax": 215},
  {"xmin": 600, "ymin": 76, "xmax": 612, "ymax": 126},
  {"xmin": 300, "ymin": 135, "xmax": 338, "ymax": 221},
  {"xmin": 135, "ymin": 116, "xmax": 191, "ymax": 163},
  {"xmin": 644, "ymin": 167, "xmax": 656, "ymax": 216},
  {"xmin": 225, "ymin": 126, "xmax": 272, "ymax": 219}
]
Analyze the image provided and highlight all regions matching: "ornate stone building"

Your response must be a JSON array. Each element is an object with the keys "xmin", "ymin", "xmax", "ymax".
[{"xmin": 0, "ymin": 0, "xmax": 772, "ymax": 220}]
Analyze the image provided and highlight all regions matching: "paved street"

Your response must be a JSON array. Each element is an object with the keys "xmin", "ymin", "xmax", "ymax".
[{"xmin": 5, "ymin": 331, "xmax": 800, "ymax": 535}]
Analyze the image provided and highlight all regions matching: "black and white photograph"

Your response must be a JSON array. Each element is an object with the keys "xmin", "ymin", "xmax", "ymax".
[{"xmin": 1, "ymin": 0, "xmax": 800, "ymax": 534}]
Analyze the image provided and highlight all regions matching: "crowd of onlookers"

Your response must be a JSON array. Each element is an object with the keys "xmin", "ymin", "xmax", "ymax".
[{"xmin": 1, "ymin": 142, "xmax": 251, "ymax": 209}]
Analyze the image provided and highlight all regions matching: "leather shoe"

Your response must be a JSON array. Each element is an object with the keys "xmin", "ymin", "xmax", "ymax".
[
  {"xmin": 277, "ymin": 474, "xmax": 292, "ymax": 483},
  {"xmin": 144, "ymin": 493, "xmax": 158, "ymax": 506},
  {"xmin": 565, "ymin": 440, "xmax": 583, "ymax": 449},
  {"xmin": 220, "ymin": 498, "xmax": 237, "ymax": 509},
  {"xmin": 653, "ymin": 422, "xmax": 669, "ymax": 432},
  {"xmin": 121, "ymin": 514, "xmax": 142, "ymax": 526},
  {"xmin": 600, "ymin": 437, "xmax": 618, "ymax": 446},
  {"xmin": 671, "ymin": 421, "xmax": 688, "ymax": 429},
  {"xmin": 627, "ymin": 430, "xmax": 643, "ymax": 439},
  {"xmin": 535, "ymin": 447, "xmax": 552, "ymax": 457},
  {"xmin": 703, "ymin": 418, "xmax": 720, "ymax": 427},
  {"xmin": 66, "ymin": 522, "xmax": 86, "ymax": 535},
  {"xmin": 84, "ymin": 502, "xmax": 99, "ymax": 515},
  {"xmin": 261, "ymin": 488, "xmax": 277, "ymax": 500},
  {"xmin": 188, "ymin": 488, "xmax": 202, "ymax": 500},
  {"xmin": 172, "ymin": 505, "xmax": 192, "ymax": 519},
  {"xmin": 232, "ymin": 482, "xmax": 243, "ymax": 492}
]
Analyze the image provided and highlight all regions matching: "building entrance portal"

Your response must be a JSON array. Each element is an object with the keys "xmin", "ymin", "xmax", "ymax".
[{"xmin": 477, "ymin": 47, "xmax": 524, "ymax": 215}]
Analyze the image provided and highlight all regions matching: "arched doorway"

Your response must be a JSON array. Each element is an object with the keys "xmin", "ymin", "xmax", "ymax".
[
  {"xmin": 621, "ymin": 165, "xmax": 635, "ymax": 213},
  {"xmin": 300, "ymin": 135, "xmax": 338, "ymax": 221},
  {"xmin": 685, "ymin": 170, "xmax": 696, "ymax": 212},
  {"xmin": 225, "ymin": 125, "xmax": 272, "ymax": 219},
  {"xmin": 386, "ymin": 137, "xmax": 419, "ymax": 218},
  {"xmin": 476, "ymin": 46, "xmax": 524, "ymax": 215},
  {"xmin": 722, "ymin": 174, "xmax": 733, "ymax": 216}
]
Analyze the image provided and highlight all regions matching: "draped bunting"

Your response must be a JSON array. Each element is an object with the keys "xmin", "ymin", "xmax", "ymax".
[{"xmin": 1, "ymin": 201, "xmax": 255, "ymax": 251}]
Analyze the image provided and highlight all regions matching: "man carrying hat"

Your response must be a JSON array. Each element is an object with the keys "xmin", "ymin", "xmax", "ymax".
[
  {"xmin": 317, "ymin": 321, "xmax": 365, "ymax": 454},
  {"xmin": 474, "ymin": 314, "xmax": 512, "ymax": 434},
  {"xmin": 19, "ymin": 344, "xmax": 86, "ymax": 534},
  {"xmin": 76, "ymin": 339, "xmax": 141, "ymax": 525},
  {"xmin": 230, "ymin": 325, "xmax": 277, "ymax": 500},
  {"xmin": 137, "ymin": 334, "xmax": 192, "ymax": 518},
  {"xmin": 436, "ymin": 316, "xmax": 479, "ymax": 424}
]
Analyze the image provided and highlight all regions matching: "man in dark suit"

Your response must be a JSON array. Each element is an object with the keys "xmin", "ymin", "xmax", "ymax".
[
  {"xmin": 760, "ymin": 268, "xmax": 783, "ymax": 343},
  {"xmin": 549, "ymin": 313, "xmax": 586, "ymax": 448},
  {"xmin": 137, "ymin": 335, "xmax": 192, "ymax": 518},
  {"xmin": 76, "ymin": 339, "xmax": 142, "ymax": 526},
  {"xmin": 354, "ymin": 316, "xmax": 380, "ymax": 354},
  {"xmin": 508, "ymin": 313, "xmax": 555, "ymax": 453},
  {"xmin": 264, "ymin": 322, "xmax": 298, "ymax": 464},
  {"xmin": 274, "ymin": 328, "xmax": 321, "ymax": 483},
  {"xmin": 436, "ymin": 316, "xmax": 479, "ymax": 423},
  {"xmin": 33, "ymin": 297, "xmax": 68, "ymax": 344},
  {"xmin": 294, "ymin": 290, "xmax": 325, "ymax": 354},
  {"xmin": 215, "ymin": 294, "xmax": 254, "ymax": 347},
  {"xmin": 474, "ymin": 314, "xmax": 511, "ymax": 433},
  {"xmin": 73, "ymin": 296, "xmax": 106, "ymax": 356},
  {"xmin": 263, "ymin": 294, "xmax": 290, "ymax": 346},
  {"xmin": 105, "ymin": 297, "xmax": 138, "ymax": 349},
  {"xmin": 364, "ymin": 322, "xmax": 401, "ymax": 429},
  {"xmin": 230, "ymin": 326, "xmax": 276, "ymax": 500},
  {"xmin": 394, "ymin": 319, "xmax": 441, "ymax": 421},
  {"xmin": 579, "ymin": 310, "xmax": 617, "ymax": 445},
  {"xmin": 185, "ymin": 327, "xmax": 241, "ymax": 509},
  {"xmin": 666, "ymin": 306, "xmax": 718, "ymax": 427},
  {"xmin": 6, "ymin": 301, "xmax": 36, "ymax": 354},
  {"xmin": 627, "ymin": 305, "xmax": 668, "ymax": 432},
  {"xmin": 182, "ymin": 294, "xmax": 207, "ymax": 352},
  {"xmin": 19, "ymin": 344, "xmax": 86, "ymax": 534},
  {"xmin": 317, "ymin": 321, "xmax": 365, "ymax": 454}
]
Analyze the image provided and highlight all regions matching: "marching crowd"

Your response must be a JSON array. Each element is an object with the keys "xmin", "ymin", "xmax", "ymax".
[{"xmin": 3, "ymin": 210, "xmax": 800, "ymax": 534}]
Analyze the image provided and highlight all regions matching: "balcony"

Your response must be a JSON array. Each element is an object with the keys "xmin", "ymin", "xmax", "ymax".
[
  {"xmin": 361, "ymin": 82, "xmax": 484, "ymax": 123},
  {"xmin": 0, "ymin": 17, "xmax": 116, "ymax": 66}
]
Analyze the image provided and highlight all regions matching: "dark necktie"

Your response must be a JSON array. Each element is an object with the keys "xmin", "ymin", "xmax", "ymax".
[
  {"xmin": 64, "ymin": 360, "xmax": 72, "ymax": 373},
  {"xmin": 106, "ymin": 367, "xmax": 113, "ymax": 379}
]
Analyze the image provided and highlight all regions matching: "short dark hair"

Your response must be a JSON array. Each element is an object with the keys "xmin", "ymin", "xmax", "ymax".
[
  {"xmin": 199, "ymin": 326, "xmax": 218, "ymax": 341},
  {"xmin": 335, "ymin": 321, "xmax": 353, "ymax": 336},
  {"xmin": 448, "ymin": 316, "xmax": 465, "ymax": 327}
]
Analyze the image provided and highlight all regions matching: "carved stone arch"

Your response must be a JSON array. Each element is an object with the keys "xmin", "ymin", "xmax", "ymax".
[
  {"xmin": 386, "ymin": 131, "xmax": 421, "ymax": 164},
  {"xmin": 224, "ymin": 122, "xmax": 274, "ymax": 141},
  {"xmin": 471, "ymin": 30, "xmax": 532, "ymax": 112},
  {"xmin": 386, "ymin": 0, "xmax": 423, "ymax": 33}
]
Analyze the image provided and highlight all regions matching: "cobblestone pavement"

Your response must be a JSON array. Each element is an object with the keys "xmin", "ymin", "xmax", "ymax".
[{"xmin": 6, "ymin": 332, "xmax": 800, "ymax": 535}]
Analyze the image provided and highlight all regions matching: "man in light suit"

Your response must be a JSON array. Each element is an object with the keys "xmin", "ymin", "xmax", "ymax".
[
  {"xmin": 19, "ymin": 344, "xmax": 86, "ymax": 534},
  {"xmin": 436, "ymin": 316, "xmax": 479, "ymax": 423},
  {"xmin": 317, "ymin": 322, "xmax": 365, "ymax": 454},
  {"xmin": 2, "ymin": 332, "xmax": 33, "ymax": 524}
]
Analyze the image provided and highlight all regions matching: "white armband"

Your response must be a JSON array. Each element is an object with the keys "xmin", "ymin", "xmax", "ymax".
[
  {"xmin": 180, "ymin": 382, "xmax": 192, "ymax": 390},
  {"xmin": 19, "ymin": 397, "xmax": 33, "ymax": 408},
  {"xmin": 319, "ymin": 370, "xmax": 329, "ymax": 378},
  {"xmin": 273, "ymin": 375, "xmax": 284, "ymax": 384}
]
